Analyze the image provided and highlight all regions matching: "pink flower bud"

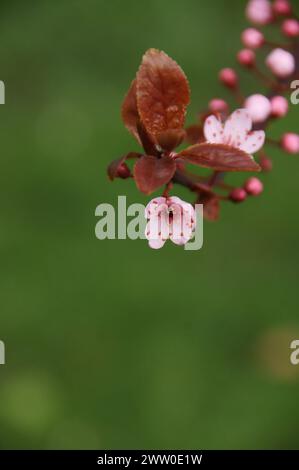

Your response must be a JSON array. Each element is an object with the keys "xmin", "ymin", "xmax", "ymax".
[
  {"xmin": 270, "ymin": 96, "xmax": 289, "ymax": 118},
  {"xmin": 260, "ymin": 155, "xmax": 273, "ymax": 172},
  {"xmin": 246, "ymin": 0, "xmax": 273, "ymax": 25},
  {"xmin": 273, "ymin": 0, "xmax": 292, "ymax": 16},
  {"xmin": 241, "ymin": 28, "xmax": 264, "ymax": 49},
  {"xmin": 244, "ymin": 177, "xmax": 264, "ymax": 196},
  {"xmin": 237, "ymin": 49, "xmax": 256, "ymax": 67},
  {"xmin": 281, "ymin": 133, "xmax": 299, "ymax": 154},
  {"xmin": 208, "ymin": 98, "xmax": 229, "ymax": 113},
  {"xmin": 117, "ymin": 162, "xmax": 131, "ymax": 179},
  {"xmin": 282, "ymin": 19, "xmax": 299, "ymax": 37},
  {"xmin": 219, "ymin": 68, "xmax": 238, "ymax": 89},
  {"xmin": 266, "ymin": 48, "xmax": 295, "ymax": 78},
  {"xmin": 245, "ymin": 94, "xmax": 271, "ymax": 123},
  {"xmin": 229, "ymin": 188, "xmax": 247, "ymax": 203}
]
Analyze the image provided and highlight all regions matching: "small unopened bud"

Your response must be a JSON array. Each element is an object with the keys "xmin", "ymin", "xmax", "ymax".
[
  {"xmin": 266, "ymin": 48, "xmax": 295, "ymax": 78},
  {"xmin": 270, "ymin": 96, "xmax": 289, "ymax": 118},
  {"xmin": 237, "ymin": 49, "xmax": 256, "ymax": 67},
  {"xmin": 273, "ymin": 0, "xmax": 292, "ymax": 16},
  {"xmin": 219, "ymin": 68, "xmax": 238, "ymax": 89},
  {"xmin": 281, "ymin": 133, "xmax": 299, "ymax": 154},
  {"xmin": 260, "ymin": 155, "xmax": 273, "ymax": 172},
  {"xmin": 245, "ymin": 94, "xmax": 271, "ymax": 123},
  {"xmin": 281, "ymin": 19, "xmax": 299, "ymax": 37},
  {"xmin": 246, "ymin": 0, "xmax": 273, "ymax": 25},
  {"xmin": 117, "ymin": 162, "xmax": 131, "ymax": 179},
  {"xmin": 241, "ymin": 28, "xmax": 264, "ymax": 49},
  {"xmin": 244, "ymin": 177, "xmax": 264, "ymax": 196},
  {"xmin": 229, "ymin": 188, "xmax": 247, "ymax": 203},
  {"xmin": 208, "ymin": 98, "xmax": 229, "ymax": 113}
]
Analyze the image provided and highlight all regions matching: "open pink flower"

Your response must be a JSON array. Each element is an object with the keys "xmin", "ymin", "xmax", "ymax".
[
  {"xmin": 145, "ymin": 197, "xmax": 196, "ymax": 249},
  {"xmin": 203, "ymin": 108, "xmax": 265, "ymax": 156}
]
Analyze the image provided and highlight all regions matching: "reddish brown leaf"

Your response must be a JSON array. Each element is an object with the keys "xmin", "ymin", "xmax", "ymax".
[
  {"xmin": 134, "ymin": 155, "xmax": 176, "ymax": 195},
  {"xmin": 136, "ymin": 49, "xmax": 190, "ymax": 139},
  {"xmin": 178, "ymin": 143, "xmax": 261, "ymax": 172},
  {"xmin": 156, "ymin": 129, "xmax": 186, "ymax": 152},
  {"xmin": 121, "ymin": 79, "xmax": 141, "ymax": 144},
  {"xmin": 107, "ymin": 152, "xmax": 141, "ymax": 180},
  {"xmin": 198, "ymin": 194, "xmax": 220, "ymax": 221},
  {"xmin": 137, "ymin": 121, "xmax": 159, "ymax": 156},
  {"xmin": 185, "ymin": 125, "xmax": 205, "ymax": 145}
]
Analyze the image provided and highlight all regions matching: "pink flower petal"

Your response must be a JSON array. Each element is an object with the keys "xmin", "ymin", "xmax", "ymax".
[
  {"xmin": 182, "ymin": 209, "xmax": 196, "ymax": 234},
  {"xmin": 167, "ymin": 196, "xmax": 182, "ymax": 207},
  {"xmin": 145, "ymin": 215, "xmax": 169, "ymax": 249},
  {"xmin": 203, "ymin": 115, "xmax": 224, "ymax": 144},
  {"xmin": 145, "ymin": 196, "xmax": 196, "ymax": 249},
  {"xmin": 168, "ymin": 197, "xmax": 195, "ymax": 215},
  {"xmin": 145, "ymin": 218, "xmax": 159, "ymax": 241},
  {"xmin": 239, "ymin": 130, "xmax": 265, "ymax": 154},
  {"xmin": 170, "ymin": 211, "xmax": 190, "ymax": 245},
  {"xmin": 182, "ymin": 205, "xmax": 196, "ymax": 235},
  {"xmin": 145, "ymin": 197, "xmax": 166, "ymax": 218},
  {"xmin": 170, "ymin": 234, "xmax": 190, "ymax": 246},
  {"xmin": 223, "ymin": 109, "xmax": 252, "ymax": 146},
  {"xmin": 168, "ymin": 202, "xmax": 195, "ymax": 245},
  {"xmin": 148, "ymin": 238, "xmax": 166, "ymax": 249}
]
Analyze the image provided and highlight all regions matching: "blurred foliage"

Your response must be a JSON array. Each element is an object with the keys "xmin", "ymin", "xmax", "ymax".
[{"xmin": 0, "ymin": 0, "xmax": 299, "ymax": 450}]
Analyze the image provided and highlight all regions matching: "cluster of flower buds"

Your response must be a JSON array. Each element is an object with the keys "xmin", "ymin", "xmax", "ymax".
[
  {"xmin": 107, "ymin": 0, "xmax": 299, "ymax": 249},
  {"xmin": 230, "ymin": 177, "xmax": 264, "ymax": 203},
  {"xmin": 221, "ymin": 0, "xmax": 299, "ymax": 156}
]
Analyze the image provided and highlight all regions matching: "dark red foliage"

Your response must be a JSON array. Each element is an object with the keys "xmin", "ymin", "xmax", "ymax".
[
  {"xmin": 199, "ymin": 194, "xmax": 220, "ymax": 221},
  {"xmin": 185, "ymin": 125, "xmax": 205, "ymax": 145},
  {"xmin": 156, "ymin": 129, "xmax": 186, "ymax": 152},
  {"xmin": 178, "ymin": 143, "xmax": 261, "ymax": 172},
  {"xmin": 108, "ymin": 152, "xmax": 141, "ymax": 181},
  {"xmin": 121, "ymin": 79, "xmax": 141, "ymax": 145},
  {"xmin": 121, "ymin": 49, "xmax": 190, "ymax": 154},
  {"xmin": 136, "ymin": 49, "xmax": 190, "ymax": 142},
  {"xmin": 109, "ymin": 47, "xmax": 265, "ymax": 219},
  {"xmin": 134, "ymin": 155, "xmax": 176, "ymax": 195}
]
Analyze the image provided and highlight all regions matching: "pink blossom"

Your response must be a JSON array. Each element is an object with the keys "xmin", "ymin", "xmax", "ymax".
[
  {"xmin": 145, "ymin": 197, "xmax": 196, "ymax": 249},
  {"xmin": 266, "ymin": 48, "xmax": 295, "ymax": 78},
  {"xmin": 241, "ymin": 28, "xmax": 264, "ymax": 49},
  {"xmin": 219, "ymin": 68, "xmax": 238, "ymax": 88},
  {"xmin": 246, "ymin": 0, "xmax": 272, "ymax": 25},
  {"xmin": 281, "ymin": 133, "xmax": 299, "ymax": 154},
  {"xmin": 204, "ymin": 109, "xmax": 265, "ymax": 155},
  {"xmin": 237, "ymin": 49, "xmax": 256, "ymax": 67},
  {"xmin": 270, "ymin": 96, "xmax": 289, "ymax": 118},
  {"xmin": 245, "ymin": 94, "xmax": 271, "ymax": 123},
  {"xmin": 208, "ymin": 98, "xmax": 228, "ymax": 113},
  {"xmin": 273, "ymin": 0, "xmax": 292, "ymax": 16},
  {"xmin": 282, "ymin": 19, "xmax": 299, "ymax": 37},
  {"xmin": 111, "ymin": 6, "xmax": 299, "ymax": 237},
  {"xmin": 244, "ymin": 177, "xmax": 264, "ymax": 195}
]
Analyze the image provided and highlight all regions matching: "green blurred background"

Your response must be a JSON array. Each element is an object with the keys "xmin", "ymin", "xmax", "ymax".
[{"xmin": 1, "ymin": 0, "xmax": 299, "ymax": 450}]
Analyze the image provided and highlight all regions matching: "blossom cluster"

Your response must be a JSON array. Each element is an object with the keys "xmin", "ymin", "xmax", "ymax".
[
  {"xmin": 224, "ymin": 0, "xmax": 299, "ymax": 155},
  {"xmin": 107, "ymin": 0, "xmax": 299, "ymax": 249}
]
